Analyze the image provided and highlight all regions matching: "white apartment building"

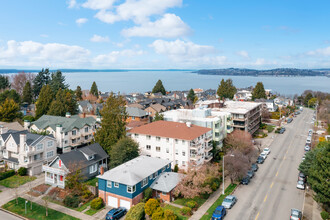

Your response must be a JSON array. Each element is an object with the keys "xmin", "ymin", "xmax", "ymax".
[
  {"xmin": 0, "ymin": 130, "xmax": 57, "ymax": 176},
  {"xmin": 128, "ymin": 121, "xmax": 212, "ymax": 170},
  {"xmin": 163, "ymin": 108, "xmax": 233, "ymax": 149}
]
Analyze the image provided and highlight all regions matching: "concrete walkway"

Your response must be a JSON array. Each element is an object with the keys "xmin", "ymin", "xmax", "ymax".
[
  {"xmin": 164, "ymin": 201, "xmax": 185, "ymax": 209},
  {"xmin": 303, "ymin": 187, "xmax": 322, "ymax": 220},
  {"xmin": 189, "ymin": 179, "xmax": 231, "ymax": 220}
]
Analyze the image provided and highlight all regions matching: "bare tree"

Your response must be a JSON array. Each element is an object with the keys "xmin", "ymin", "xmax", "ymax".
[
  {"xmin": 28, "ymin": 182, "xmax": 33, "ymax": 210},
  {"xmin": 44, "ymin": 198, "xmax": 49, "ymax": 217},
  {"xmin": 11, "ymin": 72, "xmax": 35, "ymax": 95},
  {"xmin": 13, "ymin": 184, "xmax": 19, "ymax": 205},
  {"xmin": 261, "ymin": 108, "xmax": 271, "ymax": 123},
  {"xmin": 225, "ymin": 150, "xmax": 250, "ymax": 183}
]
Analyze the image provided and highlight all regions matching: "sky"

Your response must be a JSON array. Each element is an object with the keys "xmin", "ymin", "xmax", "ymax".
[{"xmin": 0, "ymin": 0, "xmax": 330, "ymax": 69}]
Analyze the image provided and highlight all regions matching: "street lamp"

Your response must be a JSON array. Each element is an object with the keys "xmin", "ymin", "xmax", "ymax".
[
  {"xmin": 222, "ymin": 154, "xmax": 234, "ymax": 195},
  {"xmin": 25, "ymin": 200, "xmax": 28, "ymax": 214}
]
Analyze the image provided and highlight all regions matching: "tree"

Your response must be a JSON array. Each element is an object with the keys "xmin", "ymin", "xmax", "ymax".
[
  {"xmin": 187, "ymin": 89, "xmax": 196, "ymax": 103},
  {"xmin": 49, "ymin": 70, "xmax": 68, "ymax": 93},
  {"xmin": 22, "ymin": 81, "xmax": 33, "ymax": 104},
  {"xmin": 145, "ymin": 198, "xmax": 160, "ymax": 216},
  {"xmin": 217, "ymin": 79, "xmax": 237, "ymax": 100},
  {"xmin": 0, "ymin": 89, "xmax": 21, "ymax": 104},
  {"xmin": 261, "ymin": 108, "xmax": 271, "ymax": 122},
  {"xmin": 0, "ymin": 98, "xmax": 21, "ymax": 122},
  {"xmin": 48, "ymin": 89, "xmax": 67, "ymax": 116},
  {"xmin": 153, "ymin": 112, "xmax": 164, "ymax": 122},
  {"xmin": 44, "ymin": 198, "xmax": 49, "ymax": 217},
  {"xmin": 109, "ymin": 137, "xmax": 139, "ymax": 168},
  {"xmin": 90, "ymin": 81, "xmax": 99, "ymax": 98},
  {"xmin": 94, "ymin": 92, "xmax": 127, "ymax": 156},
  {"xmin": 308, "ymin": 97, "xmax": 318, "ymax": 107},
  {"xmin": 224, "ymin": 150, "xmax": 250, "ymax": 183},
  {"xmin": 35, "ymin": 85, "xmax": 53, "ymax": 119},
  {"xmin": 65, "ymin": 90, "xmax": 78, "ymax": 115},
  {"xmin": 126, "ymin": 202, "xmax": 145, "ymax": 220},
  {"xmin": 252, "ymin": 82, "xmax": 267, "ymax": 100},
  {"xmin": 11, "ymin": 72, "xmax": 35, "ymax": 95},
  {"xmin": 152, "ymin": 80, "xmax": 166, "ymax": 95},
  {"xmin": 304, "ymin": 93, "xmax": 313, "ymax": 107},
  {"xmin": 65, "ymin": 162, "xmax": 85, "ymax": 193},
  {"xmin": 76, "ymin": 86, "xmax": 82, "ymax": 101},
  {"xmin": 0, "ymin": 75, "xmax": 10, "ymax": 90},
  {"xmin": 33, "ymin": 68, "xmax": 50, "ymax": 98}
]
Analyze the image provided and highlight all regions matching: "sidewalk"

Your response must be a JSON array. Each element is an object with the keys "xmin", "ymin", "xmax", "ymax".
[
  {"xmin": 303, "ymin": 188, "xmax": 322, "ymax": 220},
  {"xmin": 189, "ymin": 178, "xmax": 231, "ymax": 220}
]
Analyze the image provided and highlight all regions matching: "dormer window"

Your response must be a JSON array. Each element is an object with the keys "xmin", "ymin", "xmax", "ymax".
[{"xmin": 88, "ymin": 155, "xmax": 94, "ymax": 160}]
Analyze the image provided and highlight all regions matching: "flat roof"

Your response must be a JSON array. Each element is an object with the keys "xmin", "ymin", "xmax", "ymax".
[{"xmin": 213, "ymin": 101, "xmax": 261, "ymax": 114}]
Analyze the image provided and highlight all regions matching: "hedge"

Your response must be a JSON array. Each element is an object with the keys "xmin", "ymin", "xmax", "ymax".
[
  {"xmin": 90, "ymin": 197, "xmax": 104, "ymax": 210},
  {"xmin": 126, "ymin": 202, "xmax": 145, "ymax": 220},
  {"xmin": 0, "ymin": 170, "xmax": 15, "ymax": 181},
  {"xmin": 180, "ymin": 207, "xmax": 192, "ymax": 216},
  {"xmin": 63, "ymin": 195, "xmax": 81, "ymax": 208}
]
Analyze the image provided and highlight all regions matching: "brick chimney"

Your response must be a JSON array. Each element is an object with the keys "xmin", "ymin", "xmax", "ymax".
[{"xmin": 100, "ymin": 166, "xmax": 104, "ymax": 175}]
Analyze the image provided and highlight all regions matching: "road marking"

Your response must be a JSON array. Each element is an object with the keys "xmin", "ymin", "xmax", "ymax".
[
  {"xmin": 264, "ymin": 194, "xmax": 268, "ymax": 202},
  {"xmin": 276, "ymin": 171, "xmax": 279, "ymax": 177},
  {"xmin": 255, "ymin": 212, "xmax": 260, "ymax": 220},
  {"xmin": 270, "ymin": 182, "xmax": 274, "ymax": 188},
  {"xmin": 284, "ymin": 156, "xmax": 286, "ymax": 160}
]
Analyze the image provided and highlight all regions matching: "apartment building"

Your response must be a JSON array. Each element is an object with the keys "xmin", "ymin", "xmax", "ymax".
[
  {"xmin": 0, "ymin": 130, "xmax": 57, "ymax": 175},
  {"xmin": 29, "ymin": 114, "xmax": 100, "ymax": 153},
  {"xmin": 128, "ymin": 121, "xmax": 212, "ymax": 170}
]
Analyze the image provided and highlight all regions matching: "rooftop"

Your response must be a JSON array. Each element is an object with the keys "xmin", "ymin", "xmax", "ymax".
[
  {"xmin": 0, "ymin": 130, "xmax": 54, "ymax": 146},
  {"xmin": 214, "ymin": 101, "xmax": 261, "ymax": 114},
  {"xmin": 126, "ymin": 107, "xmax": 148, "ymax": 117},
  {"xmin": 150, "ymin": 172, "xmax": 184, "ymax": 193}
]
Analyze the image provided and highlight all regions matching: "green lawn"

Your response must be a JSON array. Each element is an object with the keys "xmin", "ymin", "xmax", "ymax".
[
  {"xmin": 173, "ymin": 196, "xmax": 207, "ymax": 207},
  {"xmin": 200, "ymin": 184, "xmax": 237, "ymax": 220},
  {"xmin": 0, "ymin": 175, "xmax": 36, "ymax": 188},
  {"xmin": 85, "ymin": 177, "xmax": 98, "ymax": 187},
  {"xmin": 85, "ymin": 207, "xmax": 103, "ymax": 216},
  {"xmin": 163, "ymin": 204, "xmax": 188, "ymax": 220},
  {"xmin": 76, "ymin": 200, "xmax": 92, "ymax": 212},
  {"xmin": 266, "ymin": 125, "xmax": 275, "ymax": 133},
  {"xmin": 2, "ymin": 197, "xmax": 79, "ymax": 220}
]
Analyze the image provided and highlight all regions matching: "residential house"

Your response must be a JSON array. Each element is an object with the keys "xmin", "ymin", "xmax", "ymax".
[
  {"xmin": 0, "ymin": 122, "xmax": 25, "ymax": 131},
  {"xmin": 128, "ymin": 120, "xmax": 212, "ymax": 170},
  {"xmin": 126, "ymin": 107, "xmax": 149, "ymax": 123},
  {"xmin": 233, "ymin": 90, "xmax": 252, "ymax": 101},
  {"xmin": 30, "ymin": 114, "xmax": 100, "ymax": 153},
  {"xmin": 150, "ymin": 172, "xmax": 183, "ymax": 202},
  {"xmin": 0, "ymin": 130, "xmax": 57, "ymax": 176},
  {"xmin": 255, "ymin": 99, "xmax": 278, "ymax": 112},
  {"xmin": 78, "ymin": 100, "xmax": 94, "ymax": 114},
  {"xmin": 145, "ymin": 103, "xmax": 166, "ymax": 118},
  {"xmin": 42, "ymin": 143, "xmax": 108, "ymax": 189},
  {"xmin": 127, "ymin": 103, "xmax": 144, "ymax": 109},
  {"xmin": 97, "ymin": 155, "xmax": 171, "ymax": 209}
]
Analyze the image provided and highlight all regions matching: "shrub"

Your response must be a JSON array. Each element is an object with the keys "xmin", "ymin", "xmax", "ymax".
[
  {"xmin": 17, "ymin": 167, "xmax": 27, "ymax": 176},
  {"xmin": 180, "ymin": 207, "xmax": 192, "ymax": 216},
  {"xmin": 144, "ymin": 198, "xmax": 160, "ymax": 216},
  {"xmin": 63, "ymin": 195, "xmax": 81, "ymax": 208},
  {"xmin": 151, "ymin": 207, "xmax": 164, "ymax": 220},
  {"xmin": 143, "ymin": 187, "xmax": 153, "ymax": 202},
  {"xmin": 174, "ymin": 164, "xmax": 179, "ymax": 172},
  {"xmin": 185, "ymin": 201, "xmax": 197, "ymax": 209},
  {"xmin": 0, "ymin": 169, "xmax": 15, "ymax": 180},
  {"xmin": 90, "ymin": 197, "xmax": 104, "ymax": 210},
  {"xmin": 23, "ymin": 115, "xmax": 35, "ymax": 122},
  {"xmin": 321, "ymin": 211, "xmax": 329, "ymax": 220},
  {"xmin": 126, "ymin": 202, "xmax": 145, "ymax": 220},
  {"xmin": 82, "ymin": 189, "xmax": 92, "ymax": 200},
  {"xmin": 164, "ymin": 210, "xmax": 178, "ymax": 220}
]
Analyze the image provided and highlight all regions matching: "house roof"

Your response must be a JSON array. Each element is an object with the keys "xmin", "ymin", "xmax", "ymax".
[
  {"xmin": 32, "ymin": 115, "xmax": 97, "ymax": 133},
  {"xmin": 57, "ymin": 143, "xmax": 108, "ymax": 171},
  {"xmin": 127, "ymin": 103, "xmax": 144, "ymax": 109},
  {"xmin": 98, "ymin": 155, "xmax": 171, "ymax": 186},
  {"xmin": 0, "ymin": 130, "xmax": 54, "ymax": 146},
  {"xmin": 78, "ymin": 100, "xmax": 92, "ymax": 108},
  {"xmin": 128, "ymin": 120, "xmax": 211, "ymax": 141},
  {"xmin": 126, "ymin": 121, "xmax": 146, "ymax": 129},
  {"xmin": 126, "ymin": 107, "xmax": 148, "ymax": 117},
  {"xmin": 0, "ymin": 122, "xmax": 24, "ymax": 131},
  {"xmin": 150, "ymin": 172, "xmax": 183, "ymax": 193},
  {"xmin": 148, "ymin": 103, "xmax": 166, "ymax": 112}
]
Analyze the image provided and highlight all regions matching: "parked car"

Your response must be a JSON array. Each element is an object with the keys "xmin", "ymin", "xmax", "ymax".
[
  {"xmin": 306, "ymin": 137, "xmax": 311, "ymax": 145},
  {"xmin": 290, "ymin": 209, "xmax": 302, "ymax": 220},
  {"xmin": 256, "ymin": 156, "xmax": 264, "ymax": 164},
  {"xmin": 105, "ymin": 207, "xmax": 127, "ymax": 220},
  {"xmin": 247, "ymin": 170, "xmax": 254, "ymax": 179},
  {"xmin": 241, "ymin": 176, "xmax": 250, "ymax": 185},
  {"xmin": 263, "ymin": 148, "xmax": 271, "ymax": 155},
  {"xmin": 296, "ymin": 180, "xmax": 305, "ymax": 190},
  {"xmin": 304, "ymin": 145, "xmax": 311, "ymax": 151},
  {"xmin": 251, "ymin": 163, "xmax": 259, "ymax": 172},
  {"xmin": 302, "ymin": 155, "xmax": 306, "ymax": 161},
  {"xmin": 279, "ymin": 127, "xmax": 285, "ymax": 134},
  {"xmin": 260, "ymin": 152, "xmax": 267, "ymax": 160},
  {"xmin": 287, "ymin": 118, "xmax": 293, "ymax": 123},
  {"xmin": 221, "ymin": 195, "xmax": 237, "ymax": 209},
  {"xmin": 212, "ymin": 206, "xmax": 226, "ymax": 220},
  {"xmin": 298, "ymin": 172, "xmax": 306, "ymax": 182}
]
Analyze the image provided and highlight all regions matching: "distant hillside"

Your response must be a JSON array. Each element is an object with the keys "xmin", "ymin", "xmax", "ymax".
[{"xmin": 195, "ymin": 68, "xmax": 328, "ymax": 76}]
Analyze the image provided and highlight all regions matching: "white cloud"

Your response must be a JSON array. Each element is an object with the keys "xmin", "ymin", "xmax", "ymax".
[
  {"xmin": 236, "ymin": 50, "xmax": 249, "ymax": 59},
  {"xmin": 40, "ymin": 34, "xmax": 49, "ymax": 38},
  {"xmin": 93, "ymin": 49, "xmax": 144, "ymax": 64},
  {"xmin": 306, "ymin": 47, "xmax": 330, "ymax": 56},
  {"xmin": 255, "ymin": 58, "xmax": 266, "ymax": 66},
  {"xmin": 67, "ymin": 0, "xmax": 78, "ymax": 8},
  {"xmin": 90, "ymin": 34, "xmax": 110, "ymax": 42},
  {"xmin": 76, "ymin": 18, "xmax": 88, "ymax": 26},
  {"xmin": 121, "ymin": 13, "xmax": 191, "ymax": 38},
  {"xmin": 82, "ymin": 0, "xmax": 116, "ymax": 10}
]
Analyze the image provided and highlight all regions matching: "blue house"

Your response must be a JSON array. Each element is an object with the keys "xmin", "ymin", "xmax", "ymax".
[{"xmin": 97, "ymin": 155, "xmax": 171, "ymax": 210}]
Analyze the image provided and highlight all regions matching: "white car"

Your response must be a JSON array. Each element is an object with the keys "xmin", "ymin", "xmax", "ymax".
[
  {"xmin": 296, "ymin": 180, "xmax": 305, "ymax": 190},
  {"xmin": 260, "ymin": 152, "xmax": 267, "ymax": 159},
  {"xmin": 302, "ymin": 155, "xmax": 306, "ymax": 161},
  {"xmin": 263, "ymin": 148, "xmax": 271, "ymax": 155},
  {"xmin": 304, "ymin": 145, "xmax": 311, "ymax": 151}
]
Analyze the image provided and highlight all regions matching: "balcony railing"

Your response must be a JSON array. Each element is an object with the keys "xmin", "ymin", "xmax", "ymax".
[
  {"xmin": 205, "ymin": 153, "xmax": 213, "ymax": 162},
  {"xmin": 205, "ymin": 135, "xmax": 212, "ymax": 142},
  {"xmin": 205, "ymin": 145, "xmax": 213, "ymax": 152},
  {"xmin": 190, "ymin": 154, "xmax": 202, "ymax": 160}
]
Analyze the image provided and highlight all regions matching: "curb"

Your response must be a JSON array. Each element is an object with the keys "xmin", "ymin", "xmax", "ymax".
[{"xmin": 0, "ymin": 207, "xmax": 28, "ymax": 220}]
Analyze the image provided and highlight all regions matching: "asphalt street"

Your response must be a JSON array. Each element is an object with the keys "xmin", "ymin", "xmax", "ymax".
[
  {"xmin": 0, "ymin": 210, "xmax": 22, "ymax": 220},
  {"xmin": 225, "ymin": 108, "xmax": 313, "ymax": 220}
]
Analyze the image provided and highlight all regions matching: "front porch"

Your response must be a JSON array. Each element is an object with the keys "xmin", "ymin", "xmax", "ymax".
[{"xmin": 42, "ymin": 165, "xmax": 66, "ymax": 189}]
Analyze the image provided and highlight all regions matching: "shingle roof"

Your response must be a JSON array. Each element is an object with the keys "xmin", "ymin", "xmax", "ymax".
[
  {"xmin": 129, "ymin": 121, "xmax": 211, "ymax": 141},
  {"xmin": 148, "ymin": 104, "xmax": 166, "ymax": 112},
  {"xmin": 127, "ymin": 103, "xmax": 144, "ymax": 109},
  {"xmin": 78, "ymin": 100, "xmax": 92, "ymax": 108},
  {"xmin": 0, "ymin": 130, "xmax": 53, "ymax": 146},
  {"xmin": 150, "ymin": 172, "xmax": 183, "ymax": 193},
  {"xmin": 126, "ymin": 107, "xmax": 148, "ymax": 117},
  {"xmin": 0, "ymin": 122, "xmax": 24, "ymax": 131},
  {"xmin": 32, "ymin": 115, "xmax": 97, "ymax": 133},
  {"xmin": 98, "ymin": 155, "xmax": 171, "ymax": 186}
]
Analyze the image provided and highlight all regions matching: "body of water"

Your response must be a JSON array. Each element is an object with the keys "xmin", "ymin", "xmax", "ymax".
[{"xmin": 61, "ymin": 71, "xmax": 330, "ymax": 96}]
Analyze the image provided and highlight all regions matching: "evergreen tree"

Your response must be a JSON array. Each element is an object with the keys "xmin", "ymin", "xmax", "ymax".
[
  {"xmin": 75, "ymin": 86, "xmax": 83, "ymax": 101},
  {"xmin": 35, "ymin": 85, "xmax": 53, "ymax": 119},
  {"xmin": 252, "ymin": 82, "xmax": 267, "ymax": 100},
  {"xmin": 0, "ymin": 89, "xmax": 21, "ymax": 104},
  {"xmin": 0, "ymin": 75, "xmax": 10, "ymax": 90},
  {"xmin": 0, "ymin": 98, "xmax": 21, "ymax": 122},
  {"xmin": 109, "ymin": 137, "xmax": 139, "ymax": 168},
  {"xmin": 65, "ymin": 90, "xmax": 78, "ymax": 115},
  {"xmin": 48, "ymin": 89, "xmax": 67, "ymax": 116},
  {"xmin": 49, "ymin": 70, "xmax": 68, "ymax": 93},
  {"xmin": 187, "ymin": 88, "xmax": 196, "ymax": 103},
  {"xmin": 33, "ymin": 68, "xmax": 50, "ymax": 98},
  {"xmin": 94, "ymin": 92, "xmax": 127, "ymax": 156},
  {"xmin": 217, "ymin": 79, "xmax": 237, "ymax": 100},
  {"xmin": 22, "ymin": 81, "xmax": 33, "ymax": 104},
  {"xmin": 152, "ymin": 80, "xmax": 166, "ymax": 95},
  {"xmin": 90, "ymin": 82, "xmax": 99, "ymax": 98},
  {"xmin": 153, "ymin": 112, "xmax": 164, "ymax": 122}
]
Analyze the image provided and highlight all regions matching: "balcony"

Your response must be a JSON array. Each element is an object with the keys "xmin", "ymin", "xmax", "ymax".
[
  {"xmin": 205, "ymin": 153, "xmax": 213, "ymax": 162},
  {"xmin": 205, "ymin": 134, "xmax": 213, "ymax": 142},
  {"xmin": 190, "ymin": 142, "xmax": 201, "ymax": 149},
  {"xmin": 205, "ymin": 144, "xmax": 213, "ymax": 152},
  {"xmin": 190, "ymin": 154, "xmax": 202, "ymax": 160}
]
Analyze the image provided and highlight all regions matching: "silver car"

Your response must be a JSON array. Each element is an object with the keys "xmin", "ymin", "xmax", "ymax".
[
  {"xmin": 296, "ymin": 180, "xmax": 305, "ymax": 190},
  {"xmin": 290, "ymin": 208, "xmax": 302, "ymax": 220},
  {"xmin": 221, "ymin": 195, "xmax": 237, "ymax": 209}
]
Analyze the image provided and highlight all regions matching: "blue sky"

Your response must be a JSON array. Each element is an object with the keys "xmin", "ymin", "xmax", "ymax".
[{"xmin": 0, "ymin": 0, "xmax": 329, "ymax": 69}]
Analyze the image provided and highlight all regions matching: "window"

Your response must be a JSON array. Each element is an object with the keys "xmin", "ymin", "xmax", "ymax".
[
  {"xmin": 25, "ymin": 145, "xmax": 28, "ymax": 152},
  {"xmin": 182, "ymin": 161, "xmax": 186, "ymax": 166},
  {"xmin": 153, "ymin": 172, "xmax": 158, "ymax": 179},
  {"xmin": 156, "ymin": 146, "xmax": 161, "ymax": 152},
  {"xmin": 182, "ymin": 151, "xmax": 186, "ymax": 156},
  {"xmin": 85, "ymin": 127, "xmax": 89, "ymax": 132},
  {"xmin": 47, "ymin": 141, "xmax": 53, "ymax": 147},
  {"xmin": 85, "ymin": 135, "xmax": 88, "ymax": 140},
  {"xmin": 175, "ymin": 160, "xmax": 178, "ymax": 165},
  {"xmin": 36, "ymin": 143, "xmax": 43, "ymax": 151},
  {"xmin": 132, "ymin": 116, "xmax": 135, "ymax": 120},
  {"xmin": 166, "ymin": 138, "xmax": 169, "ymax": 143},
  {"xmin": 175, "ymin": 149, "xmax": 178, "ymax": 155},
  {"xmin": 88, "ymin": 155, "xmax": 94, "ymax": 160},
  {"xmin": 127, "ymin": 185, "xmax": 136, "ymax": 193},
  {"xmin": 167, "ymin": 164, "xmax": 170, "ymax": 169},
  {"xmin": 156, "ymin": 136, "xmax": 160, "ymax": 141},
  {"xmin": 107, "ymin": 181, "xmax": 112, "ymax": 188},
  {"xmin": 166, "ymin": 148, "xmax": 169, "ymax": 153},
  {"xmin": 141, "ymin": 178, "xmax": 148, "ymax": 188},
  {"xmin": 149, "ymin": 175, "xmax": 153, "ymax": 180},
  {"xmin": 24, "ymin": 157, "xmax": 28, "ymax": 163},
  {"xmin": 146, "ymin": 135, "xmax": 151, "ymax": 140},
  {"xmin": 114, "ymin": 182, "xmax": 119, "ymax": 188},
  {"xmin": 34, "ymin": 154, "xmax": 41, "ymax": 161},
  {"xmin": 89, "ymin": 164, "xmax": 97, "ymax": 174},
  {"xmin": 64, "ymin": 140, "xmax": 68, "ymax": 144},
  {"xmin": 162, "ymin": 167, "xmax": 166, "ymax": 172},
  {"xmin": 72, "ymin": 139, "xmax": 76, "ymax": 144},
  {"xmin": 72, "ymin": 130, "xmax": 76, "ymax": 136},
  {"xmin": 47, "ymin": 151, "xmax": 54, "ymax": 158},
  {"xmin": 175, "ymin": 139, "xmax": 178, "ymax": 144},
  {"xmin": 47, "ymin": 172, "xmax": 53, "ymax": 179},
  {"xmin": 182, "ymin": 140, "xmax": 185, "ymax": 144},
  {"xmin": 146, "ymin": 145, "xmax": 151, "ymax": 150},
  {"xmin": 65, "ymin": 132, "xmax": 68, "ymax": 136}
]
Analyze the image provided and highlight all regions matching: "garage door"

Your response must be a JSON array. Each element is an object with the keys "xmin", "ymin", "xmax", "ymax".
[
  {"xmin": 108, "ymin": 196, "xmax": 118, "ymax": 208},
  {"xmin": 120, "ymin": 199, "xmax": 131, "ymax": 210},
  {"xmin": 33, "ymin": 165, "xmax": 42, "ymax": 175}
]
